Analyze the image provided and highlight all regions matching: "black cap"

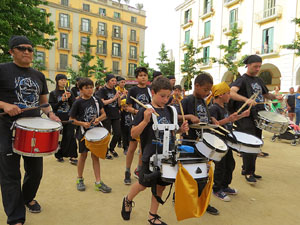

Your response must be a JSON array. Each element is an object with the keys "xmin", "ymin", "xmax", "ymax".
[
  {"xmin": 153, "ymin": 71, "xmax": 162, "ymax": 80},
  {"xmin": 243, "ymin": 55, "xmax": 262, "ymax": 65},
  {"xmin": 9, "ymin": 35, "xmax": 33, "ymax": 49},
  {"xmin": 105, "ymin": 74, "xmax": 115, "ymax": 82},
  {"xmin": 55, "ymin": 74, "xmax": 67, "ymax": 82}
]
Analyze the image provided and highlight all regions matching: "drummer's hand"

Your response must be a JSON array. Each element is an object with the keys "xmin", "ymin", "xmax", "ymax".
[
  {"xmin": 247, "ymin": 99, "xmax": 257, "ymax": 106},
  {"xmin": 240, "ymin": 109, "xmax": 250, "ymax": 118},
  {"xmin": 211, "ymin": 117, "xmax": 219, "ymax": 125},
  {"xmin": 228, "ymin": 112, "xmax": 239, "ymax": 122},
  {"xmin": 93, "ymin": 118, "xmax": 100, "ymax": 126},
  {"xmin": 49, "ymin": 113, "xmax": 61, "ymax": 122},
  {"xmin": 143, "ymin": 108, "xmax": 154, "ymax": 123},
  {"xmin": 180, "ymin": 120, "xmax": 189, "ymax": 133},
  {"xmin": 82, "ymin": 122, "xmax": 91, "ymax": 129},
  {"xmin": 2, "ymin": 103, "xmax": 22, "ymax": 116},
  {"xmin": 62, "ymin": 92, "xmax": 71, "ymax": 101},
  {"xmin": 190, "ymin": 115, "xmax": 200, "ymax": 124}
]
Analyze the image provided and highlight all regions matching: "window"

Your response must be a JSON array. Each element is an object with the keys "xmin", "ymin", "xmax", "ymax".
[
  {"xmin": 204, "ymin": 0, "xmax": 212, "ymax": 14},
  {"xmin": 264, "ymin": 0, "xmax": 276, "ymax": 18},
  {"xmin": 130, "ymin": 30, "xmax": 136, "ymax": 41},
  {"xmin": 112, "ymin": 43, "xmax": 121, "ymax": 57},
  {"xmin": 83, "ymin": 3, "xmax": 90, "ymax": 12},
  {"xmin": 228, "ymin": 39, "xmax": 236, "ymax": 60},
  {"xmin": 203, "ymin": 46, "xmax": 210, "ymax": 64},
  {"xmin": 113, "ymin": 26, "xmax": 121, "ymax": 38},
  {"xmin": 184, "ymin": 30, "xmax": 190, "ymax": 44},
  {"xmin": 128, "ymin": 63, "xmax": 137, "ymax": 77},
  {"xmin": 113, "ymin": 61, "xmax": 120, "ymax": 74},
  {"xmin": 262, "ymin": 27, "xmax": 274, "ymax": 54},
  {"xmin": 60, "ymin": 33, "xmax": 68, "ymax": 49},
  {"xmin": 81, "ymin": 18, "xmax": 91, "ymax": 32},
  {"xmin": 97, "ymin": 22, "xmax": 107, "ymax": 36},
  {"xmin": 114, "ymin": 12, "xmax": 121, "ymax": 19},
  {"xmin": 35, "ymin": 51, "xmax": 45, "ymax": 66},
  {"xmin": 97, "ymin": 40, "xmax": 107, "ymax": 55},
  {"xmin": 59, "ymin": 54, "xmax": 68, "ymax": 70},
  {"xmin": 80, "ymin": 37, "xmax": 88, "ymax": 51},
  {"xmin": 129, "ymin": 46, "xmax": 137, "ymax": 59},
  {"xmin": 61, "ymin": 0, "xmax": 68, "ymax": 6},
  {"xmin": 184, "ymin": 9, "xmax": 192, "ymax": 24},
  {"xmin": 99, "ymin": 8, "xmax": 106, "ymax": 16},
  {"xmin": 229, "ymin": 8, "xmax": 238, "ymax": 29},
  {"xmin": 204, "ymin": 20, "xmax": 211, "ymax": 38},
  {"xmin": 131, "ymin": 16, "xmax": 137, "ymax": 23},
  {"xmin": 59, "ymin": 13, "xmax": 70, "ymax": 28}
]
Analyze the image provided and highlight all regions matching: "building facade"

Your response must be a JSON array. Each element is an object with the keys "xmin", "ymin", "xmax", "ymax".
[
  {"xmin": 37, "ymin": 0, "xmax": 146, "ymax": 86},
  {"xmin": 175, "ymin": 0, "xmax": 300, "ymax": 91}
]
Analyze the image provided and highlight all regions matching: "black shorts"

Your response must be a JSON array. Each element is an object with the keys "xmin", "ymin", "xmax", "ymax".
[
  {"xmin": 288, "ymin": 107, "xmax": 295, "ymax": 113},
  {"xmin": 78, "ymin": 140, "xmax": 89, "ymax": 153},
  {"xmin": 138, "ymin": 161, "xmax": 171, "ymax": 187}
]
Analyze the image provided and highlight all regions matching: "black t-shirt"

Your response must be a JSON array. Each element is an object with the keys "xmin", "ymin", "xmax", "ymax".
[
  {"xmin": 230, "ymin": 73, "xmax": 268, "ymax": 112},
  {"xmin": 134, "ymin": 105, "xmax": 174, "ymax": 162},
  {"xmin": 287, "ymin": 94, "xmax": 295, "ymax": 108},
  {"xmin": 209, "ymin": 103, "xmax": 232, "ymax": 131},
  {"xmin": 178, "ymin": 95, "xmax": 210, "ymax": 140},
  {"xmin": 0, "ymin": 62, "xmax": 48, "ymax": 120},
  {"xmin": 49, "ymin": 89, "xmax": 75, "ymax": 121},
  {"xmin": 121, "ymin": 110, "xmax": 132, "ymax": 127},
  {"xmin": 95, "ymin": 86, "xmax": 120, "ymax": 119},
  {"xmin": 126, "ymin": 86, "xmax": 152, "ymax": 110},
  {"xmin": 71, "ymin": 86, "xmax": 80, "ymax": 98}
]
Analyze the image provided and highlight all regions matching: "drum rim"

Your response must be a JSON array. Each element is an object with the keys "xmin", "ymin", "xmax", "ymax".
[
  {"xmin": 15, "ymin": 117, "xmax": 62, "ymax": 132},
  {"xmin": 258, "ymin": 110, "xmax": 289, "ymax": 123},
  {"xmin": 85, "ymin": 127, "xmax": 109, "ymax": 142},
  {"xmin": 200, "ymin": 133, "xmax": 228, "ymax": 153},
  {"xmin": 13, "ymin": 147, "xmax": 59, "ymax": 157},
  {"xmin": 161, "ymin": 157, "xmax": 207, "ymax": 164},
  {"xmin": 230, "ymin": 131, "xmax": 264, "ymax": 147}
]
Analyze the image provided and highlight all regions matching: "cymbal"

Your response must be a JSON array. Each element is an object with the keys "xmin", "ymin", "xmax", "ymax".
[{"xmin": 189, "ymin": 123, "xmax": 218, "ymax": 129}]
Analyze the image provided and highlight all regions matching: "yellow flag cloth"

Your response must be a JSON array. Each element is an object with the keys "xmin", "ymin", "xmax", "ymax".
[
  {"xmin": 174, "ymin": 161, "xmax": 214, "ymax": 221},
  {"xmin": 206, "ymin": 82, "xmax": 230, "ymax": 104},
  {"xmin": 82, "ymin": 134, "xmax": 111, "ymax": 159}
]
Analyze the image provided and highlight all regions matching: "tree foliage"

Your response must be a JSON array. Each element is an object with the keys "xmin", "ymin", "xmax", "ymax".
[
  {"xmin": 94, "ymin": 57, "xmax": 111, "ymax": 86},
  {"xmin": 0, "ymin": 0, "xmax": 56, "ymax": 63},
  {"xmin": 282, "ymin": 18, "xmax": 300, "ymax": 56},
  {"xmin": 156, "ymin": 43, "xmax": 175, "ymax": 76},
  {"xmin": 139, "ymin": 51, "xmax": 154, "ymax": 80},
  {"xmin": 212, "ymin": 23, "xmax": 246, "ymax": 81}
]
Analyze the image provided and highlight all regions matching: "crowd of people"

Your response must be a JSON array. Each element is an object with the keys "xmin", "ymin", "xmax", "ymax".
[{"xmin": 0, "ymin": 35, "xmax": 288, "ymax": 225}]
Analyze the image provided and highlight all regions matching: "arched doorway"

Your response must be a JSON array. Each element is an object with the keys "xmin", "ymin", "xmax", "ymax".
[
  {"xmin": 258, "ymin": 63, "xmax": 281, "ymax": 90},
  {"xmin": 221, "ymin": 71, "xmax": 234, "ymax": 85}
]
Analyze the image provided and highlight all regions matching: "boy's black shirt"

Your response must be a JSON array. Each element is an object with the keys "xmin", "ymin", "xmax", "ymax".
[
  {"xmin": 120, "ymin": 110, "xmax": 132, "ymax": 127},
  {"xmin": 134, "ymin": 105, "xmax": 174, "ymax": 162},
  {"xmin": 49, "ymin": 90, "xmax": 75, "ymax": 121},
  {"xmin": 209, "ymin": 103, "xmax": 232, "ymax": 131},
  {"xmin": 126, "ymin": 86, "xmax": 151, "ymax": 110},
  {"xmin": 71, "ymin": 86, "xmax": 80, "ymax": 98},
  {"xmin": 95, "ymin": 86, "xmax": 120, "ymax": 119}
]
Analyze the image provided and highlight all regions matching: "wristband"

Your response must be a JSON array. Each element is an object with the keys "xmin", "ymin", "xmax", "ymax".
[{"xmin": 46, "ymin": 111, "xmax": 53, "ymax": 117}]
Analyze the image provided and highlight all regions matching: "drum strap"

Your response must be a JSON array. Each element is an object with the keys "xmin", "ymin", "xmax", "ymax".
[
  {"xmin": 151, "ymin": 182, "xmax": 173, "ymax": 205},
  {"xmin": 147, "ymin": 87, "xmax": 152, "ymax": 100}
]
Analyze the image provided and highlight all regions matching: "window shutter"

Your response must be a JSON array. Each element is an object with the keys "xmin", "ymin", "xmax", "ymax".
[
  {"xmin": 268, "ymin": 27, "xmax": 274, "ymax": 52},
  {"xmin": 262, "ymin": 29, "xmax": 267, "ymax": 53}
]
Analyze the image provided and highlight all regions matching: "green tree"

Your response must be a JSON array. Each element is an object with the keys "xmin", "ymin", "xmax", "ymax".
[
  {"xmin": 94, "ymin": 57, "xmax": 111, "ymax": 86},
  {"xmin": 0, "ymin": 0, "xmax": 56, "ymax": 63},
  {"xmin": 139, "ymin": 51, "xmax": 154, "ymax": 80},
  {"xmin": 156, "ymin": 43, "xmax": 175, "ymax": 76},
  {"xmin": 213, "ymin": 23, "xmax": 247, "ymax": 81},
  {"xmin": 68, "ymin": 36, "xmax": 96, "ymax": 84},
  {"xmin": 181, "ymin": 39, "xmax": 203, "ymax": 91},
  {"xmin": 282, "ymin": 18, "xmax": 300, "ymax": 55}
]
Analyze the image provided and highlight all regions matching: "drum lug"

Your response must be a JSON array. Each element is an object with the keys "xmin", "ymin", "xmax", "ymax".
[
  {"xmin": 31, "ymin": 138, "xmax": 36, "ymax": 147},
  {"xmin": 59, "ymin": 134, "xmax": 62, "ymax": 142},
  {"xmin": 34, "ymin": 148, "xmax": 40, "ymax": 153},
  {"xmin": 12, "ymin": 129, "xmax": 15, "ymax": 138}
]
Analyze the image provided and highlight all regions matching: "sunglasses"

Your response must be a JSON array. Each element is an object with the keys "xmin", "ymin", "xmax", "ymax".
[{"xmin": 14, "ymin": 46, "xmax": 34, "ymax": 53}]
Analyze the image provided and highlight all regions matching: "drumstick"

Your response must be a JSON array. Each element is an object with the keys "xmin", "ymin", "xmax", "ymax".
[
  {"xmin": 0, "ymin": 103, "xmax": 50, "ymax": 116},
  {"xmin": 209, "ymin": 128, "xmax": 225, "ymax": 136},
  {"xmin": 175, "ymin": 96, "xmax": 188, "ymax": 135},
  {"xmin": 218, "ymin": 125, "xmax": 230, "ymax": 134},
  {"xmin": 236, "ymin": 93, "xmax": 257, "ymax": 114},
  {"xmin": 130, "ymin": 96, "xmax": 159, "ymax": 117}
]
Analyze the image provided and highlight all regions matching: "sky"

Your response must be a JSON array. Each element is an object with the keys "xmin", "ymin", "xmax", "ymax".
[{"xmin": 128, "ymin": 0, "xmax": 184, "ymax": 69}]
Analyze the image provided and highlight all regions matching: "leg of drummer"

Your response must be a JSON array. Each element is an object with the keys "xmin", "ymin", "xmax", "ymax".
[
  {"xmin": 213, "ymin": 157, "xmax": 230, "ymax": 202},
  {"xmin": 243, "ymin": 153, "xmax": 257, "ymax": 184},
  {"xmin": 91, "ymin": 153, "xmax": 101, "ymax": 183},
  {"xmin": 124, "ymin": 140, "xmax": 138, "ymax": 184},
  {"xmin": 148, "ymin": 185, "xmax": 166, "ymax": 224},
  {"xmin": 77, "ymin": 152, "xmax": 87, "ymax": 179}
]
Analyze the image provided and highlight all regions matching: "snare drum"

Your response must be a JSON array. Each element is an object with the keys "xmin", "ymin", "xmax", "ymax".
[
  {"xmin": 256, "ymin": 110, "xmax": 289, "ymax": 134},
  {"xmin": 84, "ymin": 127, "xmax": 110, "ymax": 159},
  {"xmin": 195, "ymin": 133, "xmax": 228, "ymax": 162},
  {"xmin": 226, "ymin": 131, "xmax": 263, "ymax": 154},
  {"xmin": 13, "ymin": 117, "xmax": 62, "ymax": 157}
]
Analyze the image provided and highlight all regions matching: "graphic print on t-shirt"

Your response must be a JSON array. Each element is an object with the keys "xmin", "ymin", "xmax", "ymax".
[
  {"xmin": 251, "ymin": 82, "xmax": 264, "ymax": 103},
  {"xmin": 83, "ymin": 105, "xmax": 97, "ymax": 123},
  {"xmin": 196, "ymin": 104, "xmax": 209, "ymax": 123},
  {"xmin": 57, "ymin": 95, "xmax": 70, "ymax": 113},
  {"xmin": 107, "ymin": 92, "xmax": 117, "ymax": 107},
  {"xmin": 14, "ymin": 76, "xmax": 40, "ymax": 109},
  {"xmin": 136, "ymin": 93, "xmax": 149, "ymax": 110},
  {"xmin": 124, "ymin": 114, "xmax": 132, "ymax": 126}
]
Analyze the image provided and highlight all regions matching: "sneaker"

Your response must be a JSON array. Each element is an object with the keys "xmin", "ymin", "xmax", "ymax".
[
  {"xmin": 111, "ymin": 150, "xmax": 119, "ymax": 158},
  {"xmin": 121, "ymin": 196, "xmax": 134, "ymax": 220},
  {"xmin": 124, "ymin": 171, "xmax": 131, "ymax": 185},
  {"xmin": 133, "ymin": 168, "xmax": 139, "ymax": 179},
  {"xmin": 57, "ymin": 158, "xmax": 64, "ymax": 162},
  {"xmin": 258, "ymin": 152, "xmax": 269, "ymax": 157},
  {"xmin": 95, "ymin": 181, "xmax": 112, "ymax": 193},
  {"xmin": 245, "ymin": 175, "xmax": 257, "ymax": 184},
  {"xmin": 206, "ymin": 205, "xmax": 219, "ymax": 215},
  {"xmin": 223, "ymin": 187, "xmax": 238, "ymax": 195},
  {"xmin": 271, "ymin": 136, "xmax": 277, "ymax": 142},
  {"xmin": 291, "ymin": 140, "xmax": 297, "ymax": 146},
  {"xmin": 213, "ymin": 190, "xmax": 231, "ymax": 202},
  {"xmin": 123, "ymin": 148, "xmax": 128, "ymax": 155},
  {"xmin": 253, "ymin": 174, "xmax": 262, "ymax": 179},
  {"xmin": 76, "ymin": 178, "xmax": 86, "ymax": 191},
  {"xmin": 69, "ymin": 158, "xmax": 78, "ymax": 165},
  {"xmin": 26, "ymin": 200, "xmax": 41, "ymax": 213},
  {"xmin": 106, "ymin": 153, "xmax": 113, "ymax": 160}
]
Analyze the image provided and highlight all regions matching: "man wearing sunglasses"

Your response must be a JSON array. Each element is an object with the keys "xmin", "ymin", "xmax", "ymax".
[{"xmin": 0, "ymin": 35, "xmax": 59, "ymax": 225}]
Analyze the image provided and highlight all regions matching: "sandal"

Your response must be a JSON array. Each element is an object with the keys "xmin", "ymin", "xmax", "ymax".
[
  {"xmin": 148, "ymin": 212, "xmax": 167, "ymax": 225},
  {"xmin": 121, "ymin": 196, "xmax": 134, "ymax": 220}
]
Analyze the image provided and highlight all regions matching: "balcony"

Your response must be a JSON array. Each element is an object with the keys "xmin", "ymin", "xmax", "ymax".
[
  {"xmin": 129, "ymin": 38, "xmax": 139, "ymax": 44},
  {"xmin": 96, "ymin": 49, "xmax": 107, "ymax": 56},
  {"xmin": 224, "ymin": 0, "xmax": 242, "ymax": 8},
  {"xmin": 80, "ymin": 25, "xmax": 92, "ymax": 34},
  {"xmin": 200, "ymin": 7, "xmax": 215, "ymax": 20},
  {"xmin": 96, "ymin": 29, "xmax": 107, "ymax": 38},
  {"xmin": 199, "ymin": 34, "xmax": 214, "ymax": 44},
  {"xmin": 112, "ymin": 34, "xmax": 122, "ymax": 40},
  {"xmin": 128, "ymin": 54, "xmax": 138, "ymax": 61},
  {"xmin": 58, "ymin": 21, "xmax": 72, "ymax": 30},
  {"xmin": 79, "ymin": 45, "xmax": 92, "ymax": 53},
  {"xmin": 112, "ymin": 52, "xmax": 122, "ymax": 58},
  {"xmin": 254, "ymin": 44, "xmax": 280, "ymax": 59},
  {"xmin": 255, "ymin": 6, "xmax": 282, "ymax": 25},
  {"xmin": 57, "ymin": 42, "xmax": 72, "ymax": 51},
  {"xmin": 57, "ymin": 63, "xmax": 71, "ymax": 72},
  {"xmin": 199, "ymin": 60, "xmax": 212, "ymax": 69},
  {"xmin": 222, "ymin": 21, "xmax": 243, "ymax": 35},
  {"xmin": 182, "ymin": 19, "xmax": 193, "ymax": 29}
]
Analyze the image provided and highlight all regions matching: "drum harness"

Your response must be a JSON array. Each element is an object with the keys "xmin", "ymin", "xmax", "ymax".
[{"xmin": 144, "ymin": 104, "xmax": 179, "ymax": 204}]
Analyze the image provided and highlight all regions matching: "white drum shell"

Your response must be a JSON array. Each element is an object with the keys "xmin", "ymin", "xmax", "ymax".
[
  {"xmin": 256, "ymin": 111, "xmax": 289, "ymax": 134},
  {"xmin": 227, "ymin": 131, "xmax": 263, "ymax": 154}
]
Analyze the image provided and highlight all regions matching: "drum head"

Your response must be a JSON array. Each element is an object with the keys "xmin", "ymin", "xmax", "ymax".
[
  {"xmin": 202, "ymin": 132, "xmax": 227, "ymax": 151},
  {"xmin": 16, "ymin": 117, "xmax": 61, "ymax": 130},
  {"xmin": 85, "ymin": 127, "xmax": 109, "ymax": 142},
  {"xmin": 258, "ymin": 111, "xmax": 288, "ymax": 123},
  {"xmin": 232, "ymin": 131, "xmax": 263, "ymax": 146}
]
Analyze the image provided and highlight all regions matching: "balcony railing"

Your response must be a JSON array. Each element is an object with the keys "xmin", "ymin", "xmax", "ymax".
[
  {"xmin": 255, "ymin": 5, "xmax": 282, "ymax": 24},
  {"xmin": 224, "ymin": 0, "xmax": 241, "ymax": 8},
  {"xmin": 129, "ymin": 54, "xmax": 138, "ymax": 60},
  {"xmin": 96, "ymin": 29, "xmax": 107, "ymax": 37},
  {"xmin": 58, "ymin": 21, "xmax": 72, "ymax": 30},
  {"xmin": 112, "ymin": 52, "xmax": 122, "ymax": 58},
  {"xmin": 79, "ymin": 45, "xmax": 92, "ymax": 53},
  {"xmin": 222, "ymin": 21, "xmax": 243, "ymax": 35},
  {"xmin": 57, "ymin": 42, "xmax": 72, "ymax": 51},
  {"xmin": 96, "ymin": 49, "xmax": 107, "ymax": 56},
  {"xmin": 254, "ymin": 44, "xmax": 280, "ymax": 58},
  {"xmin": 129, "ymin": 37, "xmax": 139, "ymax": 44},
  {"xmin": 80, "ymin": 25, "xmax": 93, "ymax": 34},
  {"xmin": 182, "ymin": 20, "xmax": 193, "ymax": 29},
  {"xmin": 112, "ymin": 34, "xmax": 122, "ymax": 40},
  {"xmin": 199, "ymin": 34, "xmax": 214, "ymax": 44},
  {"xmin": 57, "ymin": 63, "xmax": 71, "ymax": 72},
  {"xmin": 199, "ymin": 60, "xmax": 212, "ymax": 68},
  {"xmin": 200, "ymin": 7, "xmax": 214, "ymax": 19}
]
